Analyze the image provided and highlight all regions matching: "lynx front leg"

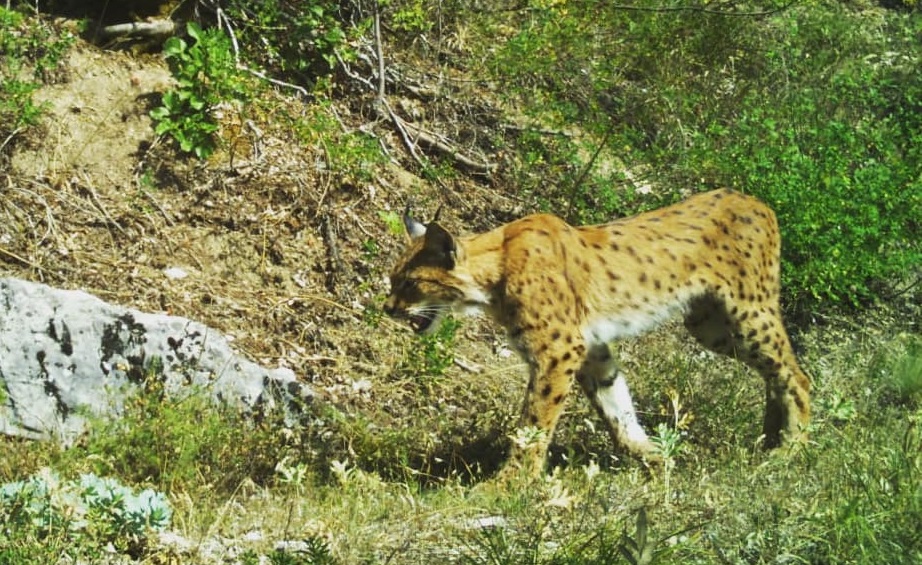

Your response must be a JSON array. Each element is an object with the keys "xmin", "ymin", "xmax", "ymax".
[
  {"xmin": 577, "ymin": 344, "xmax": 661, "ymax": 463},
  {"xmin": 501, "ymin": 344, "xmax": 584, "ymax": 479}
]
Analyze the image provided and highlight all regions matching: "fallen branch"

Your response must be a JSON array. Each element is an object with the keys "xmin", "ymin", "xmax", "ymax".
[
  {"xmin": 240, "ymin": 65, "xmax": 311, "ymax": 99},
  {"xmin": 0, "ymin": 127, "xmax": 23, "ymax": 154},
  {"xmin": 453, "ymin": 356, "xmax": 482, "ymax": 374},
  {"xmin": 320, "ymin": 212, "xmax": 343, "ymax": 293},
  {"xmin": 99, "ymin": 20, "xmax": 176, "ymax": 39}
]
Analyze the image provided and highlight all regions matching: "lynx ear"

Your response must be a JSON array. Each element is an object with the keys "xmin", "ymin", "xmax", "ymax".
[
  {"xmin": 423, "ymin": 222, "xmax": 459, "ymax": 269},
  {"xmin": 403, "ymin": 202, "xmax": 427, "ymax": 240}
]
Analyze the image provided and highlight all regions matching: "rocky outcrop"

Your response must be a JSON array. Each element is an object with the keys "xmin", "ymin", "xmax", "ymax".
[{"xmin": 0, "ymin": 278, "xmax": 313, "ymax": 444}]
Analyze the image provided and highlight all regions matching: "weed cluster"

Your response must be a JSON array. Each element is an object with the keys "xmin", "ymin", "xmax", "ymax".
[
  {"xmin": 221, "ymin": 0, "xmax": 348, "ymax": 87},
  {"xmin": 0, "ymin": 7, "xmax": 73, "ymax": 155},
  {"xmin": 79, "ymin": 377, "xmax": 291, "ymax": 493},
  {"xmin": 1, "ymin": 314, "xmax": 919, "ymax": 563},
  {"xmin": 703, "ymin": 6, "xmax": 922, "ymax": 308},
  {"xmin": 397, "ymin": 317, "xmax": 461, "ymax": 381},
  {"xmin": 0, "ymin": 470, "xmax": 171, "ymax": 561},
  {"xmin": 288, "ymin": 101, "xmax": 390, "ymax": 185}
]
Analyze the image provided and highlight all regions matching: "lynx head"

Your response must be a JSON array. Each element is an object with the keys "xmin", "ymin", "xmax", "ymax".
[{"xmin": 384, "ymin": 206, "xmax": 469, "ymax": 334}]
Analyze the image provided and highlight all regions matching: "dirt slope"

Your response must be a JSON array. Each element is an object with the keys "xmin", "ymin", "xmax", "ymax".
[{"xmin": 1, "ymin": 30, "xmax": 523, "ymax": 473}]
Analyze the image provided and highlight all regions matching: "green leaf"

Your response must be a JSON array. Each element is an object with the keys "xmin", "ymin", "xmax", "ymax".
[
  {"xmin": 149, "ymin": 106, "xmax": 168, "ymax": 121},
  {"xmin": 163, "ymin": 36, "xmax": 186, "ymax": 58},
  {"xmin": 186, "ymin": 21, "xmax": 203, "ymax": 42}
]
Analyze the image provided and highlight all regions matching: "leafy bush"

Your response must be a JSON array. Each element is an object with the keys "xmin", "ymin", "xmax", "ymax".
[
  {"xmin": 483, "ymin": 1, "xmax": 920, "ymax": 312},
  {"xmin": 714, "ymin": 103, "xmax": 921, "ymax": 308},
  {"xmin": 0, "ymin": 469, "xmax": 171, "ymax": 556},
  {"xmin": 701, "ymin": 7, "xmax": 922, "ymax": 309},
  {"xmin": 71, "ymin": 365, "xmax": 290, "ymax": 493},
  {"xmin": 289, "ymin": 101, "xmax": 389, "ymax": 184},
  {"xmin": 872, "ymin": 333, "xmax": 922, "ymax": 406},
  {"xmin": 398, "ymin": 317, "xmax": 460, "ymax": 380},
  {"xmin": 221, "ymin": 0, "xmax": 348, "ymax": 86},
  {"xmin": 150, "ymin": 22, "xmax": 250, "ymax": 158}
]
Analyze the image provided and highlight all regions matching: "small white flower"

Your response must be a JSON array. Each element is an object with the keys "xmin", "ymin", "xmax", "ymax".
[
  {"xmin": 510, "ymin": 426, "xmax": 547, "ymax": 450},
  {"xmin": 543, "ymin": 478, "xmax": 576, "ymax": 509},
  {"xmin": 330, "ymin": 459, "xmax": 352, "ymax": 483},
  {"xmin": 583, "ymin": 460, "xmax": 601, "ymax": 482}
]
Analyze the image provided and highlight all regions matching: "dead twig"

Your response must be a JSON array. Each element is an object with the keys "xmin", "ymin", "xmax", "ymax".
[
  {"xmin": 399, "ymin": 117, "xmax": 496, "ymax": 175},
  {"xmin": 270, "ymin": 294, "xmax": 407, "ymax": 332},
  {"xmin": 0, "ymin": 245, "xmax": 46, "ymax": 273},
  {"xmin": 321, "ymin": 212, "xmax": 343, "ymax": 292},
  {"xmin": 17, "ymin": 183, "xmax": 59, "ymax": 244},
  {"xmin": 240, "ymin": 65, "xmax": 311, "ymax": 99},
  {"xmin": 138, "ymin": 188, "xmax": 176, "ymax": 226},
  {"xmin": 75, "ymin": 175, "xmax": 128, "ymax": 237},
  {"xmin": 453, "ymin": 356, "xmax": 482, "ymax": 374},
  {"xmin": 0, "ymin": 127, "xmax": 23, "ymax": 155}
]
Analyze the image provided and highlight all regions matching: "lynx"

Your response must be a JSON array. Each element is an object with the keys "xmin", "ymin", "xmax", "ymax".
[{"xmin": 385, "ymin": 189, "xmax": 811, "ymax": 477}]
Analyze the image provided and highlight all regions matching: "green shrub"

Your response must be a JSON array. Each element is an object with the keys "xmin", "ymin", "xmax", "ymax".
[
  {"xmin": 714, "ymin": 103, "xmax": 921, "ymax": 309},
  {"xmin": 70, "ymin": 366, "xmax": 289, "ymax": 494},
  {"xmin": 872, "ymin": 334, "xmax": 922, "ymax": 406},
  {"xmin": 289, "ymin": 102, "xmax": 389, "ymax": 184},
  {"xmin": 398, "ymin": 317, "xmax": 460, "ymax": 380},
  {"xmin": 150, "ymin": 22, "xmax": 250, "ymax": 159},
  {"xmin": 702, "ymin": 7, "xmax": 922, "ymax": 309},
  {"xmin": 485, "ymin": 2, "xmax": 921, "ymax": 312}
]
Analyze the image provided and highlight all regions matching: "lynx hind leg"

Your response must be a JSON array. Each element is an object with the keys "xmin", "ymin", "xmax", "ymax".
[
  {"xmin": 685, "ymin": 294, "xmax": 811, "ymax": 448},
  {"xmin": 576, "ymin": 344, "xmax": 661, "ymax": 463},
  {"xmin": 737, "ymin": 309, "xmax": 811, "ymax": 447}
]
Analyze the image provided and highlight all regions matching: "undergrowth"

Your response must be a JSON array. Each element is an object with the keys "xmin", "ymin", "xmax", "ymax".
[
  {"xmin": 2, "ymin": 319, "xmax": 919, "ymax": 563},
  {"xmin": 2, "ymin": 2, "xmax": 921, "ymax": 564},
  {"xmin": 150, "ymin": 21, "xmax": 251, "ymax": 159}
]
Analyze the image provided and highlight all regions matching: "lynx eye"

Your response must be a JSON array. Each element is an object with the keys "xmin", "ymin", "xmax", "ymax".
[{"xmin": 398, "ymin": 278, "xmax": 418, "ymax": 292}]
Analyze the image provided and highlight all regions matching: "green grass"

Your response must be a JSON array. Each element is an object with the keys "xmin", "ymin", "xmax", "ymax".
[{"xmin": 2, "ymin": 317, "xmax": 919, "ymax": 563}]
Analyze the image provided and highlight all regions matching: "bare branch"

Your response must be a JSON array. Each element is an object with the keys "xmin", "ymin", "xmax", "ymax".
[
  {"xmin": 240, "ymin": 65, "xmax": 311, "ymax": 99},
  {"xmin": 361, "ymin": 0, "xmax": 495, "ymax": 177},
  {"xmin": 374, "ymin": 2, "xmax": 387, "ymax": 100}
]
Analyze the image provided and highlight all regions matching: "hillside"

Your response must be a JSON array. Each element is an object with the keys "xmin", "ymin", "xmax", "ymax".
[{"xmin": 2, "ymin": 1, "xmax": 921, "ymax": 563}]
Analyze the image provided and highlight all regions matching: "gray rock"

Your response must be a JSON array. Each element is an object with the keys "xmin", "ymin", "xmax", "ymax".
[{"xmin": 0, "ymin": 277, "xmax": 313, "ymax": 444}]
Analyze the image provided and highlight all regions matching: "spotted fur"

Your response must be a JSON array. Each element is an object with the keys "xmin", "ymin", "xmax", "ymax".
[{"xmin": 385, "ymin": 189, "xmax": 811, "ymax": 477}]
